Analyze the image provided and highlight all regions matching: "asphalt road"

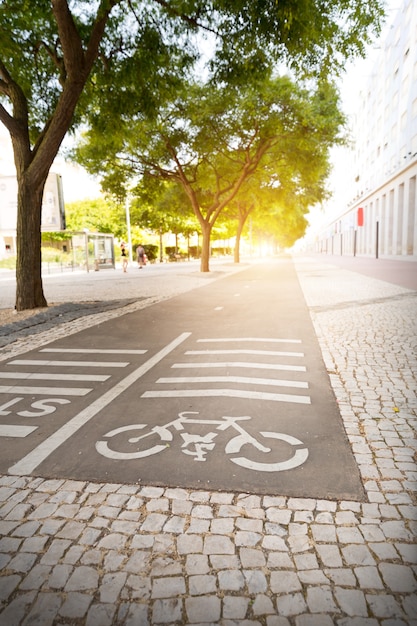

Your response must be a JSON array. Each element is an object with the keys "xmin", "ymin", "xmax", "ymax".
[{"xmin": 1, "ymin": 258, "xmax": 364, "ymax": 500}]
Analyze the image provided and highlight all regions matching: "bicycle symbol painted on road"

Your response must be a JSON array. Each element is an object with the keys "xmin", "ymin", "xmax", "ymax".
[{"xmin": 95, "ymin": 412, "xmax": 308, "ymax": 472}]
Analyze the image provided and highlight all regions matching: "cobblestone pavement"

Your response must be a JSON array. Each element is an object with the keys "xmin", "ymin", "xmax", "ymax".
[{"xmin": 0, "ymin": 256, "xmax": 416, "ymax": 625}]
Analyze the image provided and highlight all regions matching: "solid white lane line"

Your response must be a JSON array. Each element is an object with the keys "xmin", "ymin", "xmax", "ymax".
[
  {"xmin": 185, "ymin": 349, "xmax": 304, "ymax": 357},
  {"xmin": 0, "ymin": 425, "xmax": 38, "ymax": 437},
  {"xmin": 40, "ymin": 348, "xmax": 147, "ymax": 354},
  {"xmin": 156, "ymin": 376, "xmax": 308, "ymax": 388},
  {"xmin": 142, "ymin": 389, "xmax": 311, "ymax": 403},
  {"xmin": 0, "ymin": 373, "xmax": 110, "ymax": 382},
  {"xmin": 172, "ymin": 361, "xmax": 307, "ymax": 372},
  {"xmin": 0, "ymin": 385, "xmax": 92, "ymax": 396},
  {"xmin": 8, "ymin": 332, "xmax": 191, "ymax": 476},
  {"xmin": 8, "ymin": 360, "xmax": 129, "ymax": 368},
  {"xmin": 197, "ymin": 338, "xmax": 302, "ymax": 344}
]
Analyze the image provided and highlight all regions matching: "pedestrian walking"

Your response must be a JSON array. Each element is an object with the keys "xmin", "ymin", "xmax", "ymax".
[
  {"xmin": 136, "ymin": 244, "xmax": 145, "ymax": 269},
  {"xmin": 120, "ymin": 242, "xmax": 128, "ymax": 272}
]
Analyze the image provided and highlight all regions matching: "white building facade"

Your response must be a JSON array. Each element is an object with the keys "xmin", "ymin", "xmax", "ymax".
[{"xmin": 315, "ymin": 0, "xmax": 417, "ymax": 260}]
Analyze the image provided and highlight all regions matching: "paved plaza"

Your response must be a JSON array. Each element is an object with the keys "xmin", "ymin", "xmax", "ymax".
[{"xmin": 0, "ymin": 255, "xmax": 416, "ymax": 625}]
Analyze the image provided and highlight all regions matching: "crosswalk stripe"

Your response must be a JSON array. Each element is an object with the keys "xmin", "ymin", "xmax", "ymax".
[
  {"xmin": 197, "ymin": 337, "xmax": 302, "ymax": 344},
  {"xmin": 156, "ymin": 376, "xmax": 308, "ymax": 388},
  {"xmin": 142, "ymin": 389, "xmax": 311, "ymax": 403},
  {"xmin": 185, "ymin": 350, "xmax": 304, "ymax": 357},
  {"xmin": 8, "ymin": 360, "xmax": 129, "ymax": 368},
  {"xmin": 172, "ymin": 361, "xmax": 307, "ymax": 372},
  {"xmin": 0, "ymin": 425, "xmax": 38, "ymax": 437},
  {"xmin": 0, "ymin": 372, "xmax": 110, "ymax": 382},
  {"xmin": 0, "ymin": 385, "xmax": 92, "ymax": 396},
  {"xmin": 40, "ymin": 348, "xmax": 147, "ymax": 354}
]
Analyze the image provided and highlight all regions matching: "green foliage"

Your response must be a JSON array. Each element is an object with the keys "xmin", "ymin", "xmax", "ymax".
[{"xmin": 64, "ymin": 198, "xmax": 125, "ymax": 236}]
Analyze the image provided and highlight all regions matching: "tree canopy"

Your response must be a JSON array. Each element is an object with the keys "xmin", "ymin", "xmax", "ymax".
[
  {"xmin": 0, "ymin": 0, "xmax": 385, "ymax": 308},
  {"xmin": 75, "ymin": 74, "xmax": 345, "ymax": 270}
]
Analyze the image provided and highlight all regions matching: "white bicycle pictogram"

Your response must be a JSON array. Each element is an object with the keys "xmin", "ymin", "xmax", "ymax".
[{"xmin": 95, "ymin": 412, "xmax": 308, "ymax": 472}]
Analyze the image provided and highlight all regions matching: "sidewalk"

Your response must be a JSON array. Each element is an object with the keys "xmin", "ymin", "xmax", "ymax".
[{"xmin": 0, "ymin": 256, "xmax": 416, "ymax": 625}]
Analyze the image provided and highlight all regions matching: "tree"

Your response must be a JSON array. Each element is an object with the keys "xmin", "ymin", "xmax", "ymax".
[
  {"xmin": 76, "ymin": 74, "xmax": 345, "ymax": 270},
  {"xmin": 0, "ymin": 0, "xmax": 384, "ymax": 308}
]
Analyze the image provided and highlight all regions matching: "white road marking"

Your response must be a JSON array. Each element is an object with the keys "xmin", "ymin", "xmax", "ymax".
[
  {"xmin": 142, "ymin": 389, "xmax": 311, "ymax": 403},
  {"xmin": 0, "ymin": 425, "xmax": 38, "ymax": 437},
  {"xmin": 0, "ymin": 372, "xmax": 110, "ymax": 382},
  {"xmin": 197, "ymin": 338, "xmax": 302, "ymax": 344},
  {"xmin": 0, "ymin": 385, "xmax": 92, "ymax": 396},
  {"xmin": 214, "ymin": 307, "xmax": 223, "ymax": 311},
  {"xmin": 156, "ymin": 376, "xmax": 308, "ymax": 388},
  {"xmin": 8, "ymin": 360, "xmax": 129, "ymax": 368},
  {"xmin": 40, "ymin": 348, "xmax": 147, "ymax": 354},
  {"xmin": 186, "ymin": 349, "xmax": 304, "ymax": 357},
  {"xmin": 172, "ymin": 361, "xmax": 306, "ymax": 372},
  {"xmin": 8, "ymin": 333, "xmax": 191, "ymax": 476}
]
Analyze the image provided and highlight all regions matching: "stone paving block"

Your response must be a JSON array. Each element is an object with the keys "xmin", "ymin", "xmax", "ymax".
[
  {"xmin": 85, "ymin": 602, "xmax": 117, "ymax": 626},
  {"xmin": 218, "ymin": 569, "xmax": 245, "ymax": 591},
  {"xmin": 151, "ymin": 556, "xmax": 182, "ymax": 577},
  {"xmin": 223, "ymin": 595, "xmax": 249, "ymax": 619},
  {"xmin": 124, "ymin": 602, "xmax": 150, "ymax": 626},
  {"xmin": 244, "ymin": 569, "xmax": 268, "ymax": 593},
  {"xmin": 48, "ymin": 563, "xmax": 73, "ymax": 589},
  {"xmin": 59, "ymin": 591, "xmax": 93, "ymax": 618},
  {"xmin": 0, "ymin": 574, "xmax": 21, "ymax": 602},
  {"xmin": 252, "ymin": 593, "xmax": 275, "ymax": 616},
  {"xmin": 152, "ymin": 598, "xmax": 183, "ymax": 623},
  {"xmin": 185, "ymin": 596, "xmax": 221, "ymax": 623},
  {"xmin": 152, "ymin": 576, "xmax": 186, "ymax": 598},
  {"xmin": 141, "ymin": 513, "xmax": 168, "ymax": 532},
  {"xmin": 7, "ymin": 552, "xmax": 37, "ymax": 573},
  {"xmin": 19, "ymin": 564, "xmax": 51, "ymax": 590},
  {"xmin": 239, "ymin": 547, "xmax": 266, "ymax": 568},
  {"xmin": 275, "ymin": 592, "xmax": 307, "ymax": 616},
  {"xmin": 21, "ymin": 591, "xmax": 62, "ymax": 626},
  {"xmin": 0, "ymin": 590, "xmax": 36, "ymax": 626},
  {"xmin": 341, "ymin": 544, "xmax": 376, "ymax": 566},
  {"xmin": 378, "ymin": 563, "xmax": 417, "ymax": 592},
  {"xmin": 209, "ymin": 554, "xmax": 240, "ymax": 570},
  {"xmin": 185, "ymin": 554, "xmax": 210, "ymax": 575},
  {"xmin": 100, "ymin": 571, "xmax": 128, "ymax": 603},
  {"xmin": 365, "ymin": 593, "xmax": 403, "ymax": 619},
  {"xmin": 334, "ymin": 587, "xmax": 368, "ymax": 616},
  {"xmin": 65, "ymin": 565, "xmax": 99, "ymax": 591},
  {"xmin": 270, "ymin": 571, "xmax": 301, "ymax": 594},
  {"xmin": 40, "ymin": 538, "xmax": 71, "ymax": 565},
  {"xmin": 354, "ymin": 565, "xmax": 385, "ymax": 589},
  {"xmin": 305, "ymin": 587, "xmax": 338, "ymax": 613},
  {"xmin": 203, "ymin": 535, "xmax": 235, "ymax": 555},
  {"xmin": 189, "ymin": 574, "xmax": 217, "ymax": 595}
]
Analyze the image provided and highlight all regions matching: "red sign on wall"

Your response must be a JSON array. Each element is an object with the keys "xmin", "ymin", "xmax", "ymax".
[{"xmin": 357, "ymin": 207, "xmax": 364, "ymax": 227}]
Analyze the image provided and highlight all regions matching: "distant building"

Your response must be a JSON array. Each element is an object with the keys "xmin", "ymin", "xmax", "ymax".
[
  {"xmin": 315, "ymin": 0, "xmax": 417, "ymax": 259},
  {"xmin": 0, "ymin": 173, "xmax": 66, "ymax": 258}
]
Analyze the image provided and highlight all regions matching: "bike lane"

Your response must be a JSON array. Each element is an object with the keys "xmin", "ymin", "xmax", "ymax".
[{"xmin": 1, "ymin": 258, "xmax": 364, "ymax": 500}]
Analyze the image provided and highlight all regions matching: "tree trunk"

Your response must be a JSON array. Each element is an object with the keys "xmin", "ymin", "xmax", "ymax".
[
  {"xmin": 15, "ymin": 174, "xmax": 47, "ymax": 310},
  {"xmin": 234, "ymin": 217, "xmax": 245, "ymax": 264},
  {"xmin": 200, "ymin": 222, "xmax": 212, "ymax": 272}
]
